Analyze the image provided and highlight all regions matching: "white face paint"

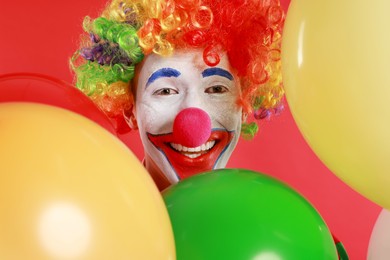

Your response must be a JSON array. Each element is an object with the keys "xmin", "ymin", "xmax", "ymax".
[{"xmin": 133, "ymin": 49, "xmax": 242, "ymax": 184}]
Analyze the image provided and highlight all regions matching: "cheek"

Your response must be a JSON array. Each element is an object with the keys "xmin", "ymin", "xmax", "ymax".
[
  {"xmin": 136, "ymin": 99, "xmax": 179, "ymax": 134},
  {"xmin": 217, "ymin": 109, "xmax": 241, "ymax": 130},
  {"xmin": 206, "ymin": 97, "xmax": 242, "ymax": 130}
]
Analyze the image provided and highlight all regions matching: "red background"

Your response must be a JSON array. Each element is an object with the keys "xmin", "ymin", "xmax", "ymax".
[{"xmin": 0, "ymin": 0, "xmax": 381, "ymax": 259}]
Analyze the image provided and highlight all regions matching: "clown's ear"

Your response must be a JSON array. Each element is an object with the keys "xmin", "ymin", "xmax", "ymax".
[
  {"xmin": 124, "ymin": 113, "xmax": 138, "ymax": 130},
  {"xmin": 123, "ymin": 90, "xmax": 138, "ymax": 130},
  {"xmin": 241, "ymin": 111, "xmax": 248, "ymax": 122},
  {"xmin": 124, "ymin": 104, "xmax": 138, "ymax": 130}
]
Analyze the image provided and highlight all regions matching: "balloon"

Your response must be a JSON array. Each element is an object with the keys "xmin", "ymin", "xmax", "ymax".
[
  {"xmin": 163, "ymin": 169, "xmax": 337, "ymax": 260},
  {"xmin": 0, "ymin": 102, "xmax": 175, "ymax": 260},
  {"xmin": 0, "ymin": 73, "xmax": 116, "ymax": 135},
  {"xmin": 368, "ymin": 210, "xmax": 390, "ymax": 260},
  {"xmin": 281, "ymin": 0, "xmax": 390, "ymax": 208}
]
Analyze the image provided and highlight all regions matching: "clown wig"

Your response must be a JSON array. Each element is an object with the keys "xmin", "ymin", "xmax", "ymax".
[{"xmin": 71, "ymin": 0, "xmax": 285, "ymax": 138}]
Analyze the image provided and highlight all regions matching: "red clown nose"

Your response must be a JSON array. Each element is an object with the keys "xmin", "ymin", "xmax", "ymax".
[{"xmin": 173, "ymin": 107, "xmax": 211, "ymax": 148}]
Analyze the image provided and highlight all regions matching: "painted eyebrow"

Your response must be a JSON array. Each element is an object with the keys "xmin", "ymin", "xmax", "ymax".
[
  {"xmin": 146, "ymin": 68, "xmax": 181, "ymax": 87},
  {"xmin": 201, "ymin": 68, "xmax": 234, "ymax": 81}
]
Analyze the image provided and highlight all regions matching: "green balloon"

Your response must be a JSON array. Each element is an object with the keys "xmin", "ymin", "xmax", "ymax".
[{"xmin": 163, "ymin": 169, "xmax": 338, "ymax": 260}]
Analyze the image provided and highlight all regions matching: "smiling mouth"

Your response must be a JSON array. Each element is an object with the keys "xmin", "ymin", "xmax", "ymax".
[
  {"xmin": 147, "ymin": 130, "xmax": 234, "ymax": 179},
  {"xmin": 169, "ymin": 140, "xmax": 216, "ymax": 159}
]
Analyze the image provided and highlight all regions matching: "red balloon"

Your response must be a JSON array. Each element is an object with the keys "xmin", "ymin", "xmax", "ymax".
[{"xmin": 0, "ymin": 73, "xmax": 116, "ymax": 135}]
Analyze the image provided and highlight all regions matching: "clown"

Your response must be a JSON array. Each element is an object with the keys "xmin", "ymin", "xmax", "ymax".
[{"xmin": 71, "ymin": 0, "xmax": 285, "ymax": 190}]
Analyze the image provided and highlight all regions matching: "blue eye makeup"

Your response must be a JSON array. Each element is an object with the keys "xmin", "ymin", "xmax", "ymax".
[
  {"xmin": 146, "ymin": 68, "xmax": 181, "ymax": 88},
  {"xmin": 201, "ymin": 68, "xmax": 233, "ymax": 81}
]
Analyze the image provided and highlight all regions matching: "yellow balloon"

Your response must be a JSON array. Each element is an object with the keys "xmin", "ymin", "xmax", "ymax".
[
  {"xmin": 282, "ymin": 0, "xmax": 390, "ymax": 208},
  {"xmin": 0, "ymin": 102, "xmax": 175, "ymax": 260}
]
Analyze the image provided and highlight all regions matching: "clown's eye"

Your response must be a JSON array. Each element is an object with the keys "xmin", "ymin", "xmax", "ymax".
[
  {"xmin": 205, "ymin": 85, "xmax": 228, "ymax": 94},
  {"xmin": 153, "ymin": 88, "xmax": 179, "ymax": 95}
]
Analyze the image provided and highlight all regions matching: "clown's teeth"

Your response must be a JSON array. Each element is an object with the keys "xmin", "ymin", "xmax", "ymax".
[
  {"xmin": 189, "ymin": 146, "xmax": 201, "ymax": 152},
  {"xmin": 183, "ymin": 153, "xmax": 201, "ymax": 158},
  {"xmin": 170, "ymin": 140, "xmax": 216, "ymax": 152}
]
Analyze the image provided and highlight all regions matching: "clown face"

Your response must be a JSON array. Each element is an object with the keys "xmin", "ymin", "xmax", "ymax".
[{"xmin": 133, "ymin": 49, "xmax": 242, "ymax": 186}]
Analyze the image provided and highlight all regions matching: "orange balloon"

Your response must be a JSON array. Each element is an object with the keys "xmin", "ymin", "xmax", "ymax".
[{"xmin": 0, "ymin": 102, "xmax": 175, "ymax": 260}]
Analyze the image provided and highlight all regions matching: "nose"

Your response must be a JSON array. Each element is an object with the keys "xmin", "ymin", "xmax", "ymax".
[{"xmin": 173, "ymin": 107, "xmax": 211, "ymax": 148}]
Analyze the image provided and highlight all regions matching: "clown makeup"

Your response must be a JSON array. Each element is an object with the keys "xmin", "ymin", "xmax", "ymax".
[{"xmin": 133, "ymin": 49, "xmax": 242, "ymax": 186}]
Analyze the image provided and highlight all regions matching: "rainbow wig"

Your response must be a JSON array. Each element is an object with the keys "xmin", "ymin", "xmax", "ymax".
[{"xmin": 71, "ymin": 0, "xmax": 285, "ymax": 138}]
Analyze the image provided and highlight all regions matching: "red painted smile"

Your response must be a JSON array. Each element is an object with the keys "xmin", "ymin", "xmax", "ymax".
[{"xmin": 147, "ymin": 130, "xmax": 234, "ymax": 179}]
